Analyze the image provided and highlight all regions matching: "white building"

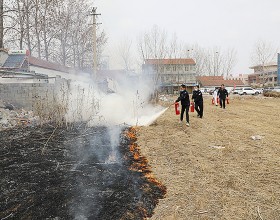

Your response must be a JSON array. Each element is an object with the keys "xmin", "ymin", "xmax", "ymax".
[
  {"xmin": 142, "ymin": 58, "xmax": 197, "ymax": 93},
  {"xmin": 249, "ymin": 63, "xmax": 278, "ymax": 87}
]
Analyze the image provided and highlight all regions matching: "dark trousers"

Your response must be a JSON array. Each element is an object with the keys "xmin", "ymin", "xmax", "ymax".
[
  {"xmin": 220, "ymin": 98, "xmax": 226, "ymax": 108},
  {"xmin": 180, "ymin": 105, "xmax": 189, "ymax": 123},
  {"xmin": 195, "ymin": 101, "xmax": 203, "ymax": 118}
]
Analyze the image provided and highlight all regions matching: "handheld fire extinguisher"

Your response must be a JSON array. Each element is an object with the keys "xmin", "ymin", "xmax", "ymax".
[
  {"xmin": 226, "ymin": 97, "xmax": 229, "ymax": 104},
  {"xmin": 175, "ymin": 102, "xmax": 180, "ymax": 115},
  {"xmin": 190, "ymin": 102, "xmax": 194, "ymax": 112}
]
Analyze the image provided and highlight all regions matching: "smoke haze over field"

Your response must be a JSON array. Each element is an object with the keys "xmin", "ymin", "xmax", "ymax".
[{"xmin": 65, "ymin": 73, "xmax": 166, "ymax": 127}]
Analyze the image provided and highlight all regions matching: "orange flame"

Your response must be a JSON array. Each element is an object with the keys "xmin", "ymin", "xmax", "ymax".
[{"xmin": 125, "ymin": 127, "xmax": 167, "ymax": 196}]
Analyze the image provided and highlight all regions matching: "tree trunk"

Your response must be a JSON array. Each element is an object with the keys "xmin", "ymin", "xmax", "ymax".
[
  {"xmin": 15, "ymin": 0, "xmax": 25, "ymax": 49},
  {"xmin": 43, "ymin": 0, "xmax": 49, "ymax": 60},
  {"xmin": 25, "ymin": 0, "xmax": 32, "ymax": 55},
  {"xmin": 35, "ymin": 0, "xmax": 41, "ymax": 58},
  {"xmin": 0, "ymin": 0, "xmax": 4, "ymax": 48}
]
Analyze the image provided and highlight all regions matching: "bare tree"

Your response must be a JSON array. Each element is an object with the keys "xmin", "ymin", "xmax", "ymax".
[
  {"xmin": 222, "ymin": 48, "xmax": 237, "ymax": 78},
  {"xmin": 185, "ymin": 45, "xmax": 236, "ymax": 77},
  {"xmin": 168, "ymin": 33, "xmax": 184, "ymax": 58},
  {"xmin": 252, "ymin": 40, "xmax": 277, "ymax": 66},
  {"xmin": 168, "ymin": 33, "xmax": 186, "ymax": 88},
  {"xmin": 138, "ymin": 25, "xmax": 168, "ymax": 89},
  {"xmin": 96, "ymin": 27, "xmax": 108, "ymax": 69},
  {"xmin": 186, "ymin": 44, "xmax": 207, "ymax": 76},
  {"xmin": 3, "ymin": 0, "xmax": 108, "ymax": 72},
  {"xmin": 17, "ymin": 0, "xmax": 25, "ymax": 50},
  {"xmin": 41, "ymin": 0, "xmax": 56, "ymax": 61},
  {"xmin": 251, "ymin": 40, "xmax": 278, "ymax": 86},
  {"xmin": 117, "ymin": 37, "xmax": 133, "ymax": 71},
  {"xmin": 138, "ymin": 25, "xmax": 168, "ymax": 61},
  {"xmin": 203, "ymin": 48, "xmax": 223, "ymax": 76},
  {"xmin": 24, "ymin": 0, "xmax": 32, "ymax": 55},
  {"xmin": 0, "ymin": 0, "xmax": 3, "ymax": 48}
]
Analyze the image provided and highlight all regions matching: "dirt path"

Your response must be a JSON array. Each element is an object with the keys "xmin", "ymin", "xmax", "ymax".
[{"xmin": 137, "ymin": 95, "xmax": 280, "ymax": 220}]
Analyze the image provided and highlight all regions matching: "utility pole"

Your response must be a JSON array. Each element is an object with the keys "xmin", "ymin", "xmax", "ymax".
[
  {"xmin": 90, "ymin": 7, "xmax": 101, "ymax": 81},
  {"xmin": 213, "ymin": 51, "xmax": 218, "ymax": 76}
]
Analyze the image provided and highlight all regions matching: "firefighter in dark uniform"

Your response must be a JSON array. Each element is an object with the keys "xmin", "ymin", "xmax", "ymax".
[
  {"xmin": 192, "ymin": 85, "xmax": 203, "ymax": 118},
  {"xmin": 175, "ymin": 84, "xmax": 190, "ymax": 126},
  {"xmin": 217, "ymin": 84, "xmax": 228, "ymax": 109}
]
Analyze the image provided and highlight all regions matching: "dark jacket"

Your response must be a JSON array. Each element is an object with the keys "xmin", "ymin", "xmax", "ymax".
[
  {"xmin": 176, "ymin": 90, "xmax": 190, "ymax": 106},
  {"xmin": 217, "ymin": 88, "xmax": 228, "ymax": 99},
  {"xmin": 192, "ymin": 89, "xmax": 203, "ymax": 103}
]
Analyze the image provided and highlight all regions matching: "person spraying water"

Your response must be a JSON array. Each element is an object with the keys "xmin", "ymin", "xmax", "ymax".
[{"xmin": 174, "ymin": 84, "xmax": 190, "ymax": 127}]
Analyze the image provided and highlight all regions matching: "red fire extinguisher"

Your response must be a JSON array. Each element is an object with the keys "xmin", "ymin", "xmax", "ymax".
[
  {"xmin": 226, "ymin": 97, "xmax": 229, "ymax": 104},
  {"xmin": 190, "ymin": 102, "xmax": 194, "ymax": 112},
  {"xmin": 175, "ymin": 102, "xmax": 180, "ymax": 115},
  {"xmin": 211, "ymin": 98, "xmax": 214, "ymax": 105}
]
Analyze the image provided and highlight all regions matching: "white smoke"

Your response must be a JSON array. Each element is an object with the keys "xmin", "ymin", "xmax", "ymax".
[{"xmin": 64, "ymin": 72, "xmax": 166, "ymax": 127}]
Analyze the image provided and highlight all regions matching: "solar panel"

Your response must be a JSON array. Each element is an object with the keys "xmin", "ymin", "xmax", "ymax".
[{"xmin": 3, "ymin": 54, "xmax": 26, "ymax": 68}]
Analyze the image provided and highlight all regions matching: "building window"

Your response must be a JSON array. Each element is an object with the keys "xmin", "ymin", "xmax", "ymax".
[
  {"xmin": 185, "ymin": 65, "xmax": 191, "ymax": 71},
  {"xmin": 173, "ymin": 66, "xmax": 176, "ymax": 71}
]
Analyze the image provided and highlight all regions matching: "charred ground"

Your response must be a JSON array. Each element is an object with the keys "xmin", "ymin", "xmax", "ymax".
[{"xmin": 0, "ymin": 125, "xmax": 166, "ymax": 220}]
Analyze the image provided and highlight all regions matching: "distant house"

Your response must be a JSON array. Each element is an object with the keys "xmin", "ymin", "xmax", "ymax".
[
  {"xmin": 142, "ymin": 58, "xmax": 197, "ymax": 94},
  {"xmin": 0, "ymin": 49, "xmax": 91, "ymax": 83},
  {"xmin": 197, "ymin": 76, "xmax": 244, "ymax": 91},
  {"xmin": 227, "ymin": 73, "xmax": 249, "ymax": 85},
  {"xmin": 249, "ymin": 63, "xmax": 278, "ymax": 87},
  {"xmin": 247, "ymin": 74, "xmax": 260, "ymax": 85}
]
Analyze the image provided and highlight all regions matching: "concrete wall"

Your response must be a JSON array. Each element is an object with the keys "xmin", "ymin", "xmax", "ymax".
[{"xmin": 0, "ymin": 77, "xmax": 70, "ymax": 122}]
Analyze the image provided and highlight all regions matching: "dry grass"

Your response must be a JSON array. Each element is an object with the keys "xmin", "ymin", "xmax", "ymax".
[
  {"xmin": 263, "ymin": 91, "xmax": 280, "ymax": 98},
  {"xmin": 136, "ymin": 95, "xmax": 280, "ymax": 220}
]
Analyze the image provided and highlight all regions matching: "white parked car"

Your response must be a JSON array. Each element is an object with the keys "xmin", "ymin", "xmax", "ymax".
[
  {"xmin": 238, "ymin": 87, "xmax": 258, "ymax": 95},
  {"xmin": 254, "ymin": 88, "xmax": 263, "ymax": 94},
  {"xmin": 272, "ymin": 86, "xmax": 280, "ymax": 92},
  {"xmin": 232, "ymin": 88, "xmax": 243, "ymax": 94}
]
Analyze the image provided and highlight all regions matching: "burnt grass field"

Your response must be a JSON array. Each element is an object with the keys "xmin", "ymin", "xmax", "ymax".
[{"xmin": 0, "ymin": 125, "xmax": 166, "ymax": 220}]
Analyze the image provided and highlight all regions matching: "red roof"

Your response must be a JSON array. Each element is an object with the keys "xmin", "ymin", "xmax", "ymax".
[
  {"xmin": 197, "ymin": 76, "xmax": 244, "ymax": 87},
  {"xmin": 28, "ymin": 56, "xmax": 70, "ymax": 73},
  {"xmin": 145, "ymin": 58, "xmax": 195, "ymax": 65}
]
